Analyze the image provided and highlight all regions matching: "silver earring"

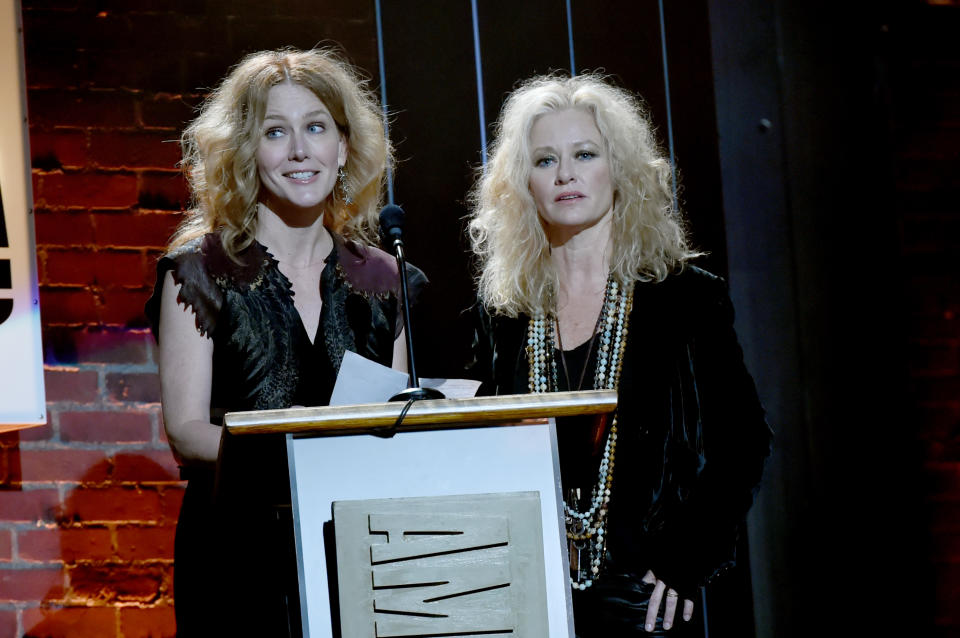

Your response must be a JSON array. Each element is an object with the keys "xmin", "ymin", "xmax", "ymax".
[{"xmin": 337, "ymin": 166, "xmax": 353, "ymax": 205}]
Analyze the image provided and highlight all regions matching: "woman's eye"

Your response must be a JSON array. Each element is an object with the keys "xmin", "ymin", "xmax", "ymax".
[
  {"xmin": 576, "ymin": 150, "xmax": 597, "ymax": 160},
  {"xmin": 265, "ymin": 127, "xmax": 284, "ymax": 139},
  {"xmin": 535, "ymin": 156, "xmax": 555, "ymax": 168},
  {"xmin": 308, "ymin": 123, "xmax": 325, "ymax": 134}
]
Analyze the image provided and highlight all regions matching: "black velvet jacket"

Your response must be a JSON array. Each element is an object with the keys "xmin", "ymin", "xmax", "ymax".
[{"xmin": 470, "ymin": 266, "xmax": 772, "ymax": 597}]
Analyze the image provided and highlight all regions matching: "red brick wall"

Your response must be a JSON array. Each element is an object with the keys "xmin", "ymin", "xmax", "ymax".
[
  {"xmin": 0, "ymin": 2, "xmax": 377, "ymax": 636},
  {"xmin": 890, "ymin": 1, "xmax": 960, "ymax": 638},
  {"xmin": 892, "ymin": 4, "xmax": 960, "ymax": 635}
]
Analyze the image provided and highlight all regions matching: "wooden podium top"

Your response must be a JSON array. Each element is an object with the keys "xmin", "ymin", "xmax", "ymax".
[{"xmin": 223, "ymin": 389, "xmax": 617, "ymax": 437}]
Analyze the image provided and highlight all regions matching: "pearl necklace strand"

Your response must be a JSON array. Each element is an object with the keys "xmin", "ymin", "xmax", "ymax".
[{"xmin": 527, "ymin": 276, "xmax": 634, "ymax": 590}]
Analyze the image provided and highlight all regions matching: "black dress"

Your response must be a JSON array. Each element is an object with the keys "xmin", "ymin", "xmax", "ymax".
[
  {"xmin": 145, "ymin": 231, "xmax": 425, "ymax": 637},
  {"xmin": 470, "ymin": 266, "xmax": 772, "ymax": 637}
]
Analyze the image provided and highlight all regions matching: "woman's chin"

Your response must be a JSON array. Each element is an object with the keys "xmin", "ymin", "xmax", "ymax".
[
  {"xmin": 545, "ymin": 218, "xmax": 612, "ymax": 247},
  {"xmin": 259, "ymin": 199, "xmax": 329, "ymax": 225}
]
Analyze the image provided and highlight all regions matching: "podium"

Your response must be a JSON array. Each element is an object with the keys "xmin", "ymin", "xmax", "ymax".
[{"xmin": 222, "ymin": 390, "xmax": 617, "ymax": 638}]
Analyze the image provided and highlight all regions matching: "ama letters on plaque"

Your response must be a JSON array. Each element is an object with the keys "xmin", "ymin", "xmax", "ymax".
[{"xmin": 332, "ymin": 492, "xmax": 549, "ymax": 638}]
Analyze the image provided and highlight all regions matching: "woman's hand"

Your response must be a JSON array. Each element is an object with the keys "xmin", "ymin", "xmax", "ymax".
[{"xmin": 642, "ymin": 569, "xmax": 694, "ymax": 631}]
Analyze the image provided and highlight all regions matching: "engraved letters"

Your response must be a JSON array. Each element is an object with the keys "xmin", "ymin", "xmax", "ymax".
[
  {"xmin": 333, "ymin": 493, "xmax": 548, "ymax": 638},
  {"xmin": 369, "ymin": 513, "xmax": 512, "ymax": 636}
]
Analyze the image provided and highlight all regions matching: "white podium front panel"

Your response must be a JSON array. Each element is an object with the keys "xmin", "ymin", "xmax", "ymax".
[{"xmin": 287, "ymin": 419, "xmax": 574, "ymax": 638}]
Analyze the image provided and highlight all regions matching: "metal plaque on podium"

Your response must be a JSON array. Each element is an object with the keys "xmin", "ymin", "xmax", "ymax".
[{"xmin": 332, "ymin": 492, "xmax": 548, "ymax": 637}]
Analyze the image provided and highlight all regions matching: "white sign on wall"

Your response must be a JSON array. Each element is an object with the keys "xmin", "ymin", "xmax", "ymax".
[{"xmin": 0, "ymin": 0, "xmax": 45, "ymax": 430}]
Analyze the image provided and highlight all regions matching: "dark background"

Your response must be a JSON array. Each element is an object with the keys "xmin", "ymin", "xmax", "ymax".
[{"xmin": 12, "ymin": 0, "xmax": 958, "ymax": 636}]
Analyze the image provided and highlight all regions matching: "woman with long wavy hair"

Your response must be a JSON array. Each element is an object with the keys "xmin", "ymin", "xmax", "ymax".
[
  {"xmin": 468, "ymin": 74, "xmax": 771, "ymax": 636},
  {"xmin": 145, "ymin": 48, "xmax": 423, "ymax": 636}
]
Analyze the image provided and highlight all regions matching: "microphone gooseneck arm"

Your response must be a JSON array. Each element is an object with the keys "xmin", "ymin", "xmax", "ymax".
[{"xmin": 392, "ymin": 239, "xmax": 420, "ymax": 390}]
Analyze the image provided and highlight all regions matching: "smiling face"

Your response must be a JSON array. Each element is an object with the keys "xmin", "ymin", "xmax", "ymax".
[
  {"xmin": 527, "ymin": 108, "xmax": 615, "ymax": 242},
  {"xmin": 255, "ymin": 82, "xmax": 347, "ymax": 222}
]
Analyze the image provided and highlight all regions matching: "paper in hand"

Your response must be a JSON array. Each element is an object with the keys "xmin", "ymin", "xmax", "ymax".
[{"xmin": 329, "ymin": 351, "xmax": 481, "ymax": 407}]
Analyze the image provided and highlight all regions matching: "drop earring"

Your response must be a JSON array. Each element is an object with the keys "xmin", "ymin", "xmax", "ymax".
[{"xmin": 337, "ymin": 166, "xmax": 353, "ymax": 205}]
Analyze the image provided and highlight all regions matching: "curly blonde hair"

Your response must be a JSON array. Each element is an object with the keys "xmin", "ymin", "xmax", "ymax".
[
  {"xmin": 171, "ymin": 47, "xmax": 392, "ymax": 258},
  {"xmin": 467, "ymin": 73, "xmax": 699, "ymax": 317}
]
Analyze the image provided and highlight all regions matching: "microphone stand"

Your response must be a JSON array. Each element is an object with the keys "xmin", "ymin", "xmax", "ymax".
[{"xmin": 389, "ymin": 239, "xmax": 444, "ymax": 402}]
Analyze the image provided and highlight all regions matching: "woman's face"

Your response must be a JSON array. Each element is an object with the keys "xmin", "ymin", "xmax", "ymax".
[
  {"xmin": 527, "ymin": 108, "xmax": 614, "ymax": 240},
  {"xmin": 256, "ymin": 82, "xmax": 347, "ymax": 219}
]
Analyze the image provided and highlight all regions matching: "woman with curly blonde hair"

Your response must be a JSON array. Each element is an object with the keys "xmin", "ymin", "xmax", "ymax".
[
  {"xmin": 173, "ymin": 47, "xmax": 390, "ymax": 258},
  {"xmin": 145, "ymin": 48, "xmax": 424, "ymax": 636},
  {"xmin": 468, "ymin": 74, "xmax": 771, "ymax": 636}
]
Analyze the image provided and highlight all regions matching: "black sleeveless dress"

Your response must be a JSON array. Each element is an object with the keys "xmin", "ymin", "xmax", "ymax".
[{"xmin": 145, "ymin": 231, "xmax": 425, "ymax": 637}]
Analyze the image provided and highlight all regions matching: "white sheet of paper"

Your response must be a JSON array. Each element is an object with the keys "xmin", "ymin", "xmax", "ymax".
[
  {"xmin": 421, "ymin": 376, "xmax": 483, "ymax": 399},
  {"xmin": 328, "ymin": 350, "xmax": 481, "ymax": 406}
]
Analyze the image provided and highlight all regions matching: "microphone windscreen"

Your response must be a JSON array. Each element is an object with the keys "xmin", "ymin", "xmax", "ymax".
[{"xmin": 378, "ymin": 204, "xmax": 405, "ymax": 237}]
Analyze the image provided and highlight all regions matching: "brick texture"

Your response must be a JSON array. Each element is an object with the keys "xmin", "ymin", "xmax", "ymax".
[
  {"xmin": 0, "ymin": 568, "xmax": 65, "ymax": 602},
  {"xmin": 0, "ymin": 611, "xmax": 16, "ymax": 638},
  {"xmin": 0, "ymin": 490, "xmax": 62, "ymax": 524},
  {"xmin": 59, "ymin": 411, "xmax": 153, "ymax": 444},
  {"xmin": 19, "ymin": 528, "xmax": 114, "ymax": 563},
  {"xmin": 9, "ymin": 1, "xmax": 377, "ymax": 635},
  {"xmin": 21, "ymin": 606, "xmax": 119, "ymax": 638},
  {"xmin": 119, "ymin": 606, "xmax": 177, "ymax": 638},
  {"xmin": 68, "ymin": 564, "xmax": 166, "ymax": 603},
  {"xmin": 43, "ymin": 368, "xmax": 99, "ymax": 403},
  {"xmin": 890, "ymin": 5, "xmax": 960, "ymax": 637},
  {"xmin": 115, "ymin": 527, "xmax": 176, "ymax": 561},
  {"xmin": 19, "ymin": 450, "xmax": 110, "ymax": 482},
  {"xmin": 33, "ymin": 210, "xmax": 96, "ymax": 247},
  {"xmin": 62, "ymin": 487, "xmax": 164, "ymax": 524},
  {"xmin": 0, "ymin": 529, "xmax": 11, "ymax": 561}
]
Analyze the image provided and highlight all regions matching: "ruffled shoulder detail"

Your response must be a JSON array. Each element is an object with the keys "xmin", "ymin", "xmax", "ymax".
[
  {"xmin": 144, "ymin": 235, "xmax": 219, "ymax": 340},
  {"xmin": 145, "ymin": 232, "xmax": 273, "ymax": 341},
  {"xmin": 334, "ymin": 234, "xmax": 427, "ymax": 303},
  {"xmin": 201, "ymin": 233, "xmax": 273, "ymax": 292}
]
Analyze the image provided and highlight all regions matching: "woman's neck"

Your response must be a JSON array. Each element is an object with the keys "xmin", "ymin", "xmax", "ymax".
[
  {"xmin": 549, "ymin": 216, "xmax": 613, "ymax": 309},
  {"xmin": 255, "ymin": 202, "xmax": 333, "ymax": 267}
]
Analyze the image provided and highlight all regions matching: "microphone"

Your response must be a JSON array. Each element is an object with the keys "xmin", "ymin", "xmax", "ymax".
[
  {"xmin": 379, "ymin": 204, "xmax": 405, "ymax": 249},
  {"xmin": 378, "ymin": 205, "xmax": 444, "ymax": 402}
]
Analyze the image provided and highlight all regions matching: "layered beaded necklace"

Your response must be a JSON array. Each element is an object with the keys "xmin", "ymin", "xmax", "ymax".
[{"xmin": 527, "ymin": 276, "xmax": 635, "ymax": 590}]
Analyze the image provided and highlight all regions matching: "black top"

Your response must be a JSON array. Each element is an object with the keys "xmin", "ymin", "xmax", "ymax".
[
  {"xmin": 146, "ymin": 230, "xmax": 426, "ymax": 416},
  {"xmin": 552, "ymin": 337, "xmax": 608, "ymax": 491}
]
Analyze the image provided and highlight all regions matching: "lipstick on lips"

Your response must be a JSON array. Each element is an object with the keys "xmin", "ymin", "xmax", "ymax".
[{"xmin": 556, "ymin": 190, "xmax": 585, "ymax": 202}]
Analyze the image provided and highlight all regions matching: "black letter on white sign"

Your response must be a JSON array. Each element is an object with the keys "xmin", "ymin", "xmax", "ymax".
[{"xmin": 0, "ymin": 184, "xmax": 13, "ymax": 325}]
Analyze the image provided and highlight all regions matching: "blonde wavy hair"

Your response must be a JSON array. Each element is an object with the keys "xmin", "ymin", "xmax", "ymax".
[
  {"xmin": 467, "ymin": 73, "xmax": 699, "ymax": 317},
  {"xmin": 170, "ymin": 47, "xmax": 391, "ymax": 258}
]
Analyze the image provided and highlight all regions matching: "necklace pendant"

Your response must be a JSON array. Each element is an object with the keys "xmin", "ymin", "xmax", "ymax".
[{"xmin": 566, "ymin": 488, "xmax": 589, "ymax": 584}]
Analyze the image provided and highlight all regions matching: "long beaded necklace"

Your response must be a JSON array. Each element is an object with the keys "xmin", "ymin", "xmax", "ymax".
[{"xmin": 527, "ymin": 276, "xmax": 634, "ymax": 590}]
